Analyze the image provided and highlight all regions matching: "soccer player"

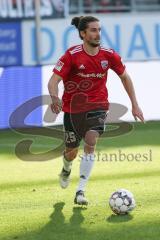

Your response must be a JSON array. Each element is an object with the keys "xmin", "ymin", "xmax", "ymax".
[{"xmin": 48, "ymin": 16, "xmax": 144, "ymax": 205}]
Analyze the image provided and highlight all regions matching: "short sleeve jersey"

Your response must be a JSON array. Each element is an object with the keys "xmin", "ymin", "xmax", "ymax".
[{"xmin": 53, "ymin": 44, "xmax": 125, "ymax": 113}]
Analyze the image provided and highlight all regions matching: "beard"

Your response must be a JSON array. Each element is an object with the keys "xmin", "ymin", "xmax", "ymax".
[
  {"xmin": 88, "ymin": 39, "xmax": 100, "ymax": 47},
  {"xmin": 90, "ymin": 42, "xmax": 100, "ymax": 47}
]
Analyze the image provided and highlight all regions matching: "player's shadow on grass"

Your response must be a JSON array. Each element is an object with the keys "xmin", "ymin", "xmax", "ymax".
[
  {"xmin": 37, "ymin": 202, "xmax": 67, "ymax": 240},
  {"xmin": 107, "ymin": 213, "xmax": 133, "ymax": 223},
  {"xmin": 36, "ymin": 202, "xmax": 87, "ymax": 240},
  {"xmin": 70, "ymin": 206, "xmax": 87, "ymax": 224}
]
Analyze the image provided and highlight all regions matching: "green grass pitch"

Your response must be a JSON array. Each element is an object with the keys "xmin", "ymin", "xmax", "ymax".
[{"xmin": 0, "ymin": 121, "xmax": 160, "ymax": 240}]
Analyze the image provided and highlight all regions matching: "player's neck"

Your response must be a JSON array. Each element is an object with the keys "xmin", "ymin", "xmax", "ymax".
[{"xmin": 83, "ymin": 43, "xmax": 100, "ymax": 56}]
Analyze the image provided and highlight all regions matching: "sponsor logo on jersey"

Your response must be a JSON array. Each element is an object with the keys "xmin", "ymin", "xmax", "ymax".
[
  {"xmin": 54, "ymin": 60, "xmax": 64, "ymax": 72},
  {"xmin": 79, "ymin": 64, "xmax": 85, "ymax": 69},
  {"xmin": 101, "ymin": 60, "xmax": 108, "ymax": 70},
  {"xmin": 77, "ymin": 72, "xmax": 106, "ymax": 78}
]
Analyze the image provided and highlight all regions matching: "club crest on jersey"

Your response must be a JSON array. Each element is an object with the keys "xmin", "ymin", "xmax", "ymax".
[
  {"xmin": 101, "ymin": 60, "xmax": 108, "ymax": 70},
  {"xmin": 55, "ymin": 60, "xmax": 64, "ymax": 71}
]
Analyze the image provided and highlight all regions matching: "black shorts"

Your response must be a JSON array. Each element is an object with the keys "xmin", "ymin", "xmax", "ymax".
[{"xmin": 64, "ymin": 109, "xmax": 107, "ymax": 148}]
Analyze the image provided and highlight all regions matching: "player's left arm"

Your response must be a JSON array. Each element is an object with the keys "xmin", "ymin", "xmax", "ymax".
[{"xmin": 119, "ymin": 70, "xmax": 145, "ymax": 122}]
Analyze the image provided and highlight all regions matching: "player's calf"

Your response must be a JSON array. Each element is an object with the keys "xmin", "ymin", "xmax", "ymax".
[{"xmin": 59, "ymin": 168, "xmax": 71, "ymax": 189}]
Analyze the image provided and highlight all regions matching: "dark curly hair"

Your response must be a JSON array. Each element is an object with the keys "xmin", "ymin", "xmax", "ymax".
[{"xmin": 71, "ymin": 16, "xmax": 99, "ymax": 40}]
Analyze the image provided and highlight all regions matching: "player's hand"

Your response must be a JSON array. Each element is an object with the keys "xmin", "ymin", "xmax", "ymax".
[
  {"xmin": 132, "ymin": 105, "xmax": 145, "ymax": 123},
  {"xmin": 50, "ymin": 96, "xmax": 62, "ymax": 114}
]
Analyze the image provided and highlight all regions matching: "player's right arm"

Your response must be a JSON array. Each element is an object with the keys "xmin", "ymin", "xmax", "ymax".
[
  {"xmin": 48, "ymin": 73, "xmax": 62, "ymax": 114},
  {"xmin": 48, "ymin": 50, "xmax": 72, "ymax": 114}
]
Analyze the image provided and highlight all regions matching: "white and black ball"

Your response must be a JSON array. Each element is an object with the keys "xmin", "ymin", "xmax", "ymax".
[{"xmin": 109, "ymin": 189, "xmax": 136, "ymax": 215}]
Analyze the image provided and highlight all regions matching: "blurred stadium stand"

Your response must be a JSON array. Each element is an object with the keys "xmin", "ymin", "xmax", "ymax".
[{"xmin": 69, "ymin": 0, "xmax": 160, "ymax": 14}]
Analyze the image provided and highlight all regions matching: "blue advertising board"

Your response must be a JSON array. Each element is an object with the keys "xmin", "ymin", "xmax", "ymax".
[
  {"xmin": 0, "ymin": 22, "xmax": 22, "ymax": 66},
  {"xmin": 0, "ymin": 66, "xmax": 42, "ymax": 128}
]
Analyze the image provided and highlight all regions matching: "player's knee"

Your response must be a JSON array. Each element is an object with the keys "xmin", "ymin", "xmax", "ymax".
[
  {"xmin": 64, "ymin": 148, "xmax": 78, "ymax": 161},
  {"xmin": 85, "ymin": 130, "xmax": 99, "ymax": 146},
  {"xmin": 84, "ymin": 130, "xmax": 99, "ymax": 153},
  {"xmin": 84, "ymin": 144, "xmax": 95, "ymax": 154}
]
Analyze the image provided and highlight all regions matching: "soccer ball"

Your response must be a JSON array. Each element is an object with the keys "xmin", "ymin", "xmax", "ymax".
[{"xmin": 109, "ymin": 189, "xmax": 136, "ymax": 215}]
